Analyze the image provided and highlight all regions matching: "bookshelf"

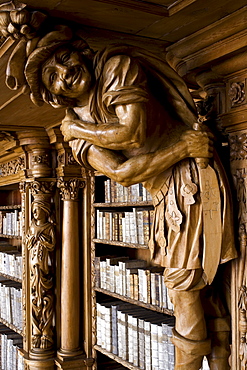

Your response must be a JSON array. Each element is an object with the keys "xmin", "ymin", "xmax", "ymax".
[
  {"xmin": 0, "ymin": 184, "xmax": 24, "ymax": 370},
  {"xmin": 91, "ymin": 174, "xmax": 175, "ymax": 370}
]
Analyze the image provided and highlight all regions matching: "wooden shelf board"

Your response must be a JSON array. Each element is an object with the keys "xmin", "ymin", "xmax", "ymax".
[
  {"xmin": 94, "ymin": 201, "xmax": 153, "ymax": 208},
  {"xmin": 95, "ymin": 287, "xmax": 174, "ymax": 316},
  {"xmin": 95, "ymin": 345, "xmax": 140, "ymax": 370},
  {"xmin": 93, "ymin": 239, "xmax": 149, "ymax": 249},
  {"xmin": 0, "ymin": 272, "xmax": 22, "ymax": 284},
  {"xmin": 0, "ymin": 205, "xmax": 21, "ymax": 210},
  {"xmin": 0, "ymin": 317, "xmax": 23, "ymax": 336}
]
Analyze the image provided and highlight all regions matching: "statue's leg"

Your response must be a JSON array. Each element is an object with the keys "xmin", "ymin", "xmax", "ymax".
[
  {"xmin": 172, "ymin": 328, "xmax": 211, "ymax": 370},
  {"xmin": 168, "ymin": 288, "xmax": 210, "ymax": 369},
  {"xmin": 201, "ymin": 269, "xmax": 231, "ymax": 370},
  {"xmin": 201, "ymin": 288, "xmax": 230, "ymax": 368},
  {"xmin": 206, "ymin": 319, "xmax": 231, "ymax": 370}
]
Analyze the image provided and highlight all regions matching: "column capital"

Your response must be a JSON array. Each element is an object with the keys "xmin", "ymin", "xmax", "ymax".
[{"xmin": 58, "ymin": 178, "xmax": 84, "ymax": 201}]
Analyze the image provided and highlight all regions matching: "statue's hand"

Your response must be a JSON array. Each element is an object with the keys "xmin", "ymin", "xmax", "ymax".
[
  {"xmin": 181, "ymin": 129, "xmax": 214, "ymax": 159},
  {"xmin": 61, "ymin": 108, "xmax": 78, "ymax": 142}
]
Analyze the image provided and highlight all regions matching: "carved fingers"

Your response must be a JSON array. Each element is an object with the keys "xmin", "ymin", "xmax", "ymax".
[
  {"xmin": 61, "ymin": 108, "xmax": 76, "ymax": 141},
  {"xmin": 181, "ymin": 129, "xmax": 214, "ymax": 159}
]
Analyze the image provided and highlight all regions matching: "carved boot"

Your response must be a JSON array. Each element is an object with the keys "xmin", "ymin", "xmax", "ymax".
[
  {"xmin": 206, "ymin": 318, "xmax": 231, "ymax": 370},
  {"xmin": 172, "ymin": 328, "xmax": 211, "ymax": 370}
]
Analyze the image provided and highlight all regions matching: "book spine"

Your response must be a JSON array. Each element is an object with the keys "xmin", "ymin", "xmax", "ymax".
[
  {"xmin": 111, "ymin": 305, "xmax": 118, "ymax": 355},
  {"xmin": 150, "ymin": 322, "xmax": 159, "ymax": 370},
  {"xmin": 127, "ymin": 315, "xmax": 133, "ymax": 363},
  {"xmin": 144, "ymin": 320, "xmax": 151, "ymax": 370},
  {"xmin": 138, "ymin": 318, "xmax": 145, "ymax": 369},
  {"xmin": 132, "ymin": 315, "xmax": 138, "ymax": 366}
]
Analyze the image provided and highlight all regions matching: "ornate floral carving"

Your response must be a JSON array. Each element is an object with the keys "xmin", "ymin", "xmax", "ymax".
[
  {"xmin": 25, "ymin": 181, "xmax": 56, "ymax": 352},
  {"xmin": 58, "ymin": 178, "xmax": 84, "ymax": 201},
  {"xmin": 229, "ymin": 134, "xmax": 247, "ymax": 161},
  {"xmin": 0, "ymin": 156, "xmax": 25, "ymax": 176},
  {"xmin": 229, "ymin": 82, "xmax": 246, "ymax": 106},
  {"xmin": 32, "ymin": 154, "xmax": 50, "ymax": 166},
  {"xmin": 232, "ymin": 168, "xmax": 247, "ymax": 367}
]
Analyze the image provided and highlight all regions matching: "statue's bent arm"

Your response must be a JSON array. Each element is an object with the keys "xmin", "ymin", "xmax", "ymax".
[
  {"xmin": 63, "ymin": 102, "xmax": 147, "ymax": 150},
  {"xmin": 86, "ymin": 130, "xmax": 213, "ymax": 186}
]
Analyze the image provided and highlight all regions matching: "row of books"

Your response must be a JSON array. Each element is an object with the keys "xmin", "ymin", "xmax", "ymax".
[
  {"xmin": 0, "ymin": 210, "xmax": 22, "ymax": 237},
  {"xmin": 96, "ymin": 301, "xmax": 175, "ymax": 370},
  {"xmin": 95, "ymin": 257, "xmax": 174, "ymax": 311},
  {"xmin": 0, "ymin": 251, "xmax": 22, "ymax": 280},
  {"xmin": 104, "ymin": 180, "xmax": 152, "ymax": 203},
  {"xmin": 0, "ymin": 282, "xmax": 22, "ymax": 331},
  {"xmin": 0, "ymin": 328, "xmax": 23, "ymax": 370},
  {"xmin": 96, "ymin": 208, "xmax": 154, "ymax": 245}
]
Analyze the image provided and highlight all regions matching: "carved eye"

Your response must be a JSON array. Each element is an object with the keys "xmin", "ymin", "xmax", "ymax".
[
  {"xmin": 61, "ymin": 53, "xmax": 70, "ymax": 63},
  {"xmin": 50, "ymin": 73, "xmax": 56, "ymax": 84}
]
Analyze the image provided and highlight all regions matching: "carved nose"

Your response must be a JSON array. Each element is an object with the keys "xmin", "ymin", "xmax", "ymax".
[{"xmin": 57, "ymin": 64, "xmax": 70, "ymax": 80}]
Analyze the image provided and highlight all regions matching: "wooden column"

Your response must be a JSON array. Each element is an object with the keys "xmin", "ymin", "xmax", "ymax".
[{"xmin": 57, "ymin": 178, "xmax": 85, "ymax": 368}]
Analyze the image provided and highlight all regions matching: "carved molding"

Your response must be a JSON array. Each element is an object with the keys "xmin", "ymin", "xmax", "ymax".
[
  {"xmin": 0, "ymin": 156, "xmax": 25, "ymax": 177},
  {"xmin": 58, "ymin": 178, "xmax": 84, "ymax": 201}
]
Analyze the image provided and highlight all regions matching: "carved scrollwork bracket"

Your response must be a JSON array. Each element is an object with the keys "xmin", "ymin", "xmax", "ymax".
[{"xmin": 57, "ymin": 178, "xmax": 84, "ymax": 201}]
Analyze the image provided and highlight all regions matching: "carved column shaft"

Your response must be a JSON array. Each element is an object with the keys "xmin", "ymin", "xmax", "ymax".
[
  {"xmin": 58, "ymin": 179, "xmax": 84, "ymax": 358},
  {"xmin": 61, "ymin": 199, "xmax": 80, "ymax": 351}
]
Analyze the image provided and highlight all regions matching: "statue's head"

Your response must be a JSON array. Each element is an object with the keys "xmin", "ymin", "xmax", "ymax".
[
  {"xmin": 24, "ymin": 26, "xmax": 95, "ymax": 108},
  {"xmin": 31, "ymin": 200, "xmax": 51, "ymax": 221}
]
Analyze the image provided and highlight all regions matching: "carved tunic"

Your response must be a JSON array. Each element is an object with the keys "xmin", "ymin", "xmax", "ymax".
[{"xmin": 71, "ymin": 45, "xmax": 237, "ymax": 270}]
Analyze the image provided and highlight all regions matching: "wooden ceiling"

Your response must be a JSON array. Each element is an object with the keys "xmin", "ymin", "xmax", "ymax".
[{"xmin": 0, "ymin": 0, "xmax": 247, "ymax": 132}]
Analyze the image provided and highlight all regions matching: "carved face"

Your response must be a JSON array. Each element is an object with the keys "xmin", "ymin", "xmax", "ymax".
[
  {"xmin": 41, "ymin": 47, "xmax": 92, "ymax": 100},
  {"xmin": 32, "ymin": 204, "xmax": 47, "ymax": 223}
]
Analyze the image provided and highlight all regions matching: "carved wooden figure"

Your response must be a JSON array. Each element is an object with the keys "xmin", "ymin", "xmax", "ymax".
[
  {"xmin": 26, "ymin": 196, "xmax": 55, "ymax": 352},
  {"xmin": 0, "ymin": 3, "xmax": 238, "ymax": 369}
]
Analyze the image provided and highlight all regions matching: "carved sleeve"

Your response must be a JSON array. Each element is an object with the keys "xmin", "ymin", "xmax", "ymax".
[{"xmin": 100, "ymin": 54, "xmax": 149, "ymax": 114}]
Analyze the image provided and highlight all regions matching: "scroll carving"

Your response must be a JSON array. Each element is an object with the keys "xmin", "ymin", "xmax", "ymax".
[{"xmin": 25, "ymin": 181, "xmax": 56, "ymax": 353}]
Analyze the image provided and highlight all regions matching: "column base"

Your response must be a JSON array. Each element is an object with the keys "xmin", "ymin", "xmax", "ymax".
[
  {"xmin": 55, "ymin": 353, "xmax": 94, "ymax": 369},
  {"xmin": 25, "ymin": 356, "xmax": 55, "ymax": 370},
  {"xmin": 57, "ymin": 347, "xmax": 84, "ymax": 358},
  {"xmin": 29, "ymin": 347, "xmax": 55, "ymax": 359}
]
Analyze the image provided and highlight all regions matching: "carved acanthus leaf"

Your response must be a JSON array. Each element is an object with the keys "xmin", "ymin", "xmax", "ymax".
[{"xmin": 58, "ymin": 178, "xmax": 84, "ymax": 201}]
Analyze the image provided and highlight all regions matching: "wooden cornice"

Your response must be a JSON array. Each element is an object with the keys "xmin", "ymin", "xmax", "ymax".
[
  {"xmin": 93, "ymin": 0, "xmax": 197, "ymax": 16},
  {"xmin": 166, "ymin": 5, "xmax": 247, "ymax": 80}
]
